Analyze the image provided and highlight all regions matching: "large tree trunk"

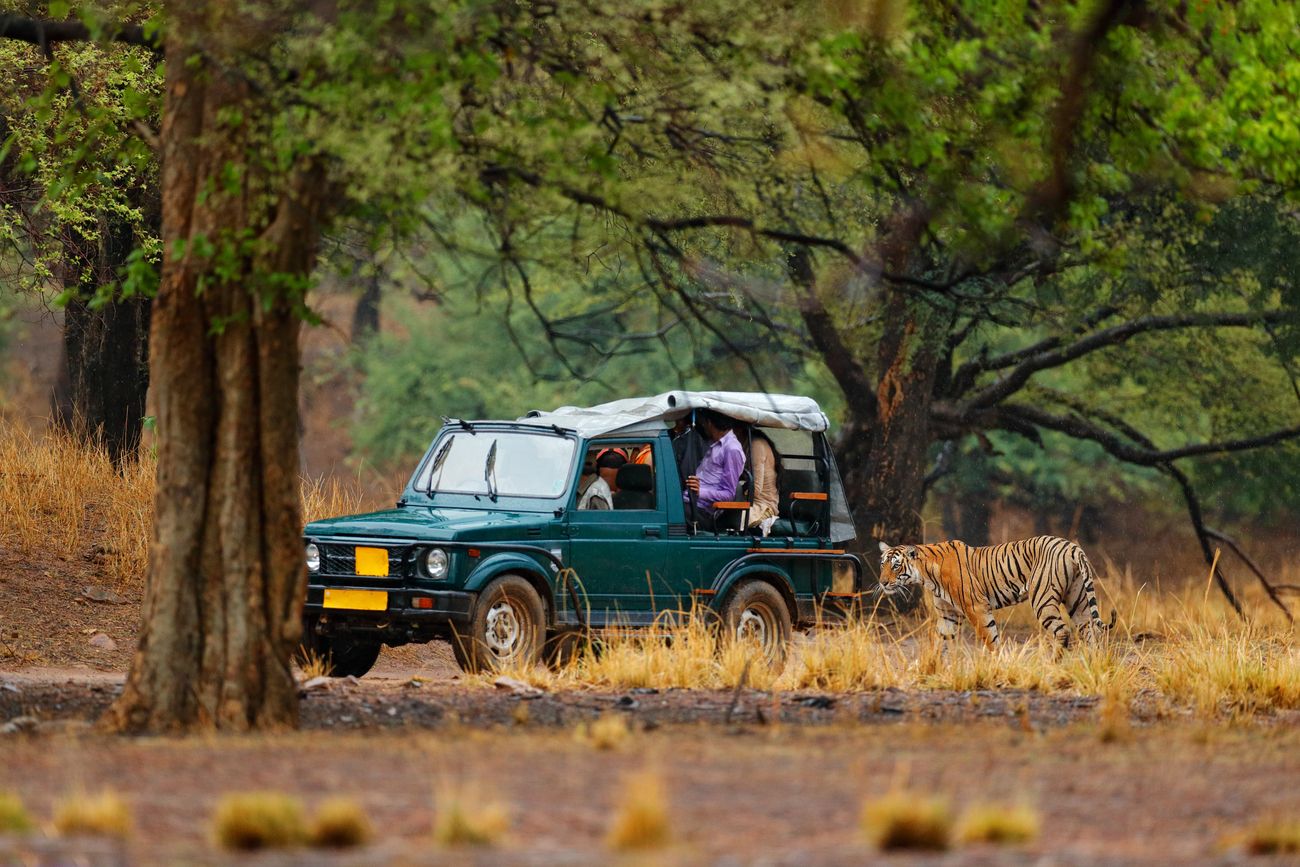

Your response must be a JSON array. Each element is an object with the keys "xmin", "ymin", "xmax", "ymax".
[
  {"xmin": 841, "ymin": 293, "xmax": 942, "ymax": 546},
  {"xmin": 51, "ymin": 215, "xmax": 152, "ymax": 464},
  {"xmin": 105, "ymin": 19, "xmax": 328, "ymax": 733}
]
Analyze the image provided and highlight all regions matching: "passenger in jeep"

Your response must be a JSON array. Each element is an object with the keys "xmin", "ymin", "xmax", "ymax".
[{"xmin": 684, "ymin": 410, "xmax": 746, "ymax": 530}]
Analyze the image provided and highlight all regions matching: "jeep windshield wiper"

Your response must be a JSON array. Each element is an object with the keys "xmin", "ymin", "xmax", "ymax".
[
  {"xmin": 425, "ymin": 438, "xmax": 454, "ymax": 493},
  {"xmin": 483, "ymin": 438, "xmax": 499, "ymax": 502}
]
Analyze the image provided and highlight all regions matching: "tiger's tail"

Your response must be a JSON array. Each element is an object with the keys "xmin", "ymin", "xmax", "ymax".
[{"xmin": 1078, "ymin": 546, "xmax": 1116, "ymax": 634}]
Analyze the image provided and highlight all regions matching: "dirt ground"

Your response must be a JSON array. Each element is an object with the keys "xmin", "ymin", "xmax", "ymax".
[{"xmin": 0, "ymin": 656, "xmax": 1298, "ymax": 865}]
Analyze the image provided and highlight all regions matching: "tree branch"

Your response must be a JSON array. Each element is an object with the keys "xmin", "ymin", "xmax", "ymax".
[
  {"xmin": 967, "ymin": 309, "xmax": 1293, "ymax": 409},
  {"xmin": 0, "ymin": 15, "xmax": 162, "ymax": 52}
]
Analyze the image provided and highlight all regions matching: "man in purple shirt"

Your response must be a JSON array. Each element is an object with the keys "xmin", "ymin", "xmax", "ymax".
[{"xmin": 684, "ymin": 410, "xmax": 747, "ymax": 530}]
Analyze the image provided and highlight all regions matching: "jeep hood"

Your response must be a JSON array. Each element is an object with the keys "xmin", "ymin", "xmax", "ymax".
[{"xmin": 305, "ymin": 506, "xmax": 552, "ymax": 541}]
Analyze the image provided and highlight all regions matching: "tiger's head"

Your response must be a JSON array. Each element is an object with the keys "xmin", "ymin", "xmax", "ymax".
[{"xmin": 878, "ymin": 541, "xmax": 922, "ymax": 587}]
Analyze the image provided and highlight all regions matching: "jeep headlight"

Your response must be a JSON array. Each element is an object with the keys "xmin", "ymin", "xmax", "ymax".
[
  {"xmin": 305, "ymin": 543, "xmax": 320, "ymax": 572},
  {"xmin": 425, "ymin": 547, "xmax": 449, "ymax": 579}
]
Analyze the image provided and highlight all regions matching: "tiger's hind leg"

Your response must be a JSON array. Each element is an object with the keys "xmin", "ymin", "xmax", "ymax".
[
  {"xmin": 1029, "ymin": 561, "xmax": 1072, "ymax": 650},
  {"xmin": 1064, "ymin": 546, "xmax": 1108, "ymax": 644}
]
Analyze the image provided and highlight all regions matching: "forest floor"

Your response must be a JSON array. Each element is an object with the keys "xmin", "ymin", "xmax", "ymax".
[{"xmin": 2, "ymin": 649, "xmax": 1300, "ymax": 865}]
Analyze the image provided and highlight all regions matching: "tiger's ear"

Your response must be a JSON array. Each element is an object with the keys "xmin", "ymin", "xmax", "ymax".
[
  {"xmin": 878, "ymin": 541, "xmax": 891, "ymax": 554},
  {"xmin": 906, "ymin": 546, "xmax": 919, "ymax": 559}
]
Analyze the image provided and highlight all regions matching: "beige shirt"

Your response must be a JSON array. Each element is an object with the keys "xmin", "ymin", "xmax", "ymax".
[{"xmin": 748, "ymin": 436, "xmax": 779, "ymax": 525}]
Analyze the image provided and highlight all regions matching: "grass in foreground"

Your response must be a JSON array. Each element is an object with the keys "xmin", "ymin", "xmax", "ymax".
[
  {"xmin": 52, "ymin": 789, "xmax": 132, "ymax": 839},
  {"xmin": 607, "ymin": 768, "xmax": 672, "ymax": 851},
  {"xmin": 212, "ymin": 792, "xmax": 307, "ymax": 851},
  {"xmin": 309, "ymin": 798, "xmax": 373, "ymax": 849},
  {"xmin": 0, "ymin": 792, "xmax": 34, "ymax": 834},
  {"xmin": 433, "ymin": 782, "xmax": 509, "ymax": 847},
  {"xmin": 956, "ymin": 802, "xmax": 1040, "ymax": 845},
  {"xmin": 1244, "ymin": 817, "xmax": 1300, "ymax": 855},
  {"xmin": 861, "ymin": 790, "xmax": 951, "ymax": 851}
]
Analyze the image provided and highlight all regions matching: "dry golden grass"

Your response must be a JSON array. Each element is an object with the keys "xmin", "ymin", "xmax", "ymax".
[
  {"xmin": 577, "ymin": 713, "xmax": 632, "ymax": 750},
  {"xmin": 0, "ymin": 792, "xmax": 34, "ymax": 834},
  {"xmin": 211, "ymin": 792, "xmax": 308, "ymax": 851},
  {"xmin": 0, "ymin": 425, "xmax": 153, "ymax": 589},
  {"xmin": 861, "ymin": 790, "xmax": 952, "ymax": 851},
  {"xmin": 433, "ymin": 782, "xmax": 509, "ymax": 847},
  {"xmin": 0, "ymin": 422, "xmax": 377, "ymax": 590},
  {"xmin": 295, "ymin": 647, "xmax": 333, "ymax": 680},
  {"xmin": 52, "ymin": 789, "xmax": 132, "ymax": 839},
  {"xmin": 308, "ymin": 798, "xmax": 373, "ymax": 849},
  {"xmin": 956, "ymin": 802, "xmax": 1040, "ymax": 845},
  {"xmin": 1243, "ymin": 817, "xmax": 1300, "ymax": 855},
  {"xmin": 606, "ymin": 768, "xmax": 672, "ymax": 852}
]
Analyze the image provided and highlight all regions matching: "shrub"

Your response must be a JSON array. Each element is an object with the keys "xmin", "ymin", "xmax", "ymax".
[
  {"xmin": 861, "ymin": 791, "xmax": 951, "ymax": 851},
  {"xmin": 309, "ymin": 798, "xmax": 373, "ymax": 848},
  {"xmin": 607, "ymin": 769, "xmax": 671, "ymax": 851},
  {"xmin": 212, "ymin": 792, "xmax": 307, "ymax": 851},
  {"xmin": 956, "ymin": 802, "xmax": 1041, "ymax": 845},
  {"xmin": 52, "ymin": 789, "xmax": 132, "ymax": 839}
]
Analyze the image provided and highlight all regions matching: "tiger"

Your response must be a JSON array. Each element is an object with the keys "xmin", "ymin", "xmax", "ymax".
[{"xmin": 876, "ymin": 536, "xmax": 1115, "ymax": 649}]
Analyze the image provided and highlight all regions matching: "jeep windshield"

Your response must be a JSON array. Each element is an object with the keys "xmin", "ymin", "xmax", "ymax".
[{"xmin": 415, "ymin": 430, "xmax": 576, "ymax": 499}]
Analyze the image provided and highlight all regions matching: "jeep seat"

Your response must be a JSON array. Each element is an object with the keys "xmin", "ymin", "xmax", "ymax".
[
  {"xmin": 613, "ymin": 463, "xmax": 655, "ymax": 509},
  {"xmin": 773, "ymin": 468, "xmax": 823, "ymax": 536}
]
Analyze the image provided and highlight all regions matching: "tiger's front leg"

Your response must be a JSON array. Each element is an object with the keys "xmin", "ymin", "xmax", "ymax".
[
  {"xmin": 933, "ymin": 596, "xmax": 962, "ymax": 646},
  {"xmin": 965, "ymin": 602, "xmax": 1000, "ymax": 649}
]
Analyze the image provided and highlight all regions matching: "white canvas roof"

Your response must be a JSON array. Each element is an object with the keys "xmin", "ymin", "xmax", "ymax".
[{"xmin": 517, "ymin": 391, "xmax": 829, "ymax": 438}]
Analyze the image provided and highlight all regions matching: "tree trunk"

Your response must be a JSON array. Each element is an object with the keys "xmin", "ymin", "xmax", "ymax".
[
  {"xmin": 51, "ymin": 214, "xmax": 152, "ymax": 464},
  {"xmin": 105, "ymin": 22, "xmax": 328, "ymax": 733},
  {"xmin": 840, "ymin": 293, "xmax": 942, "ymax": 546}
]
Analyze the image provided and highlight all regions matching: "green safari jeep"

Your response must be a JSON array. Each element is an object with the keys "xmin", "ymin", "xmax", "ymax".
[{"xmin": 301, "ymin": 391, "xmax": 865, "ymax": 675}]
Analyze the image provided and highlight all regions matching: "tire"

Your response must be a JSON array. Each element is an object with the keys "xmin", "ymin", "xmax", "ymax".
[
  {"xmin": 544, "ymin": 629, "xmax": 588, "ymax": 670},
  {"xmin": 721, "ymin": 580, "xmax": 793, "ymax": 671},
  {"xmin": 450, "ymin": 574, "xmax": 546, "ymax": 673},
  {"xmin": 300, "ymin": 621, "xmax": 382, "ymax": 679}
]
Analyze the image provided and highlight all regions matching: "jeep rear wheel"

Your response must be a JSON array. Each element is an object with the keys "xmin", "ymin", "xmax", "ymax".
[
  {"xmin": 721, "ymin": 580, "xmax": 792, "ymax": 671},
  {"xmin": 451, "ymin": 575, "xmax": 546, "ymax": 673}
]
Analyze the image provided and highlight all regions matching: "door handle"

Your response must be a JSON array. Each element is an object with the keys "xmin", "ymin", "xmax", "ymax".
[{"xmin": 642, "ymin": 525, "xmax": 662, "ymax": 538}]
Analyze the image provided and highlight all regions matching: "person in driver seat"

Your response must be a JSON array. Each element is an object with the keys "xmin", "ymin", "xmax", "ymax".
[{"xmin": 579, "ymin": 448, "xmax": 627, "ymax": 510}]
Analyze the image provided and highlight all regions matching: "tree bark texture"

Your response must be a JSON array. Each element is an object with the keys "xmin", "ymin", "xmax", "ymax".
[
  {"xmin": 105, "ymin": 19, "xmax": 328, "ymax": 733},
  {"xmin": 845, "ymin": 292, "xmax": 941, "ymax": 546},
  {"xmin": 51, "ymin": 216, "xmax": 153, "ymax": 465}
]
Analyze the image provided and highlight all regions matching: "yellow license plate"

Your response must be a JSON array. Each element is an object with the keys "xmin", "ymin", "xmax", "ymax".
[
  {"xmin": 323, "ymin": 589, "xmax": 388, "ymax": 611},
  {"xmin": 354, "ymin": 547, "xmax": 389, "ymax": 577}
]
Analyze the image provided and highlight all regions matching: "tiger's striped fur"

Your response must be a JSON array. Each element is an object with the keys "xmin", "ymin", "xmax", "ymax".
[{"xmin": 877, "ymin": 536, "xmax": 1114, "ymax": 649}]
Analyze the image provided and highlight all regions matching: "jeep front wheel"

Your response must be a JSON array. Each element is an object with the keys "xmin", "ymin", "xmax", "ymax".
[
  {"xmin": 301, "ymin": 624, "xmax": 382, "ymax": 679},
  {"xmin": 721, "ymin": 580, "xmax": 792, "ymax": 671},
  {"xmin": 451, "ymin": 575, "xmax": 546, "ymax": 673}
]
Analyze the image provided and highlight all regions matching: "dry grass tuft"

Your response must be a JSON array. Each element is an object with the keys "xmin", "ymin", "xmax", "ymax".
[
  {"xmin": 861, "ymin": 790, "xmax": 951, "ymax": 851},
  {"xmin": 956, "ymin": 802, "xmax": 1040, "ymax": 845},
  {"xmin": 606, "ymin": 768, "xmax": 672, "ymax": 851},
  {"xmin": 52, "ymin": 789, "xmax": 132, "ymax": 839},
  {"xmin": 295, "ymin": 647, "xmax": 332, "ymax": 680},
  {"xmin": 211, "ymin": 792, "xmax": 307, "ymax": 851},
  {"xmin": 308, "ymin": 798, "xmax": 373, "ymax": 849},
  {"xmin": 1244, "ymin": 817, "xmax": 1300, "ymax": 855},
  {"xmin": 433, "ymin": 782, "xmax": 509, "ymax": 847},
  {"xmin": 0, "ymin": 792, "xmax": 34, "ymax": 834},
  {"xmin": 578, "ymin": 713, "xmax": 632, "ymax": 750}
]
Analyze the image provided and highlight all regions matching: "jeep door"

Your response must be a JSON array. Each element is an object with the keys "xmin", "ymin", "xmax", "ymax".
[{"xmin": 563, "ymin": 438, "xmax": 668, "ymax": 626}]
